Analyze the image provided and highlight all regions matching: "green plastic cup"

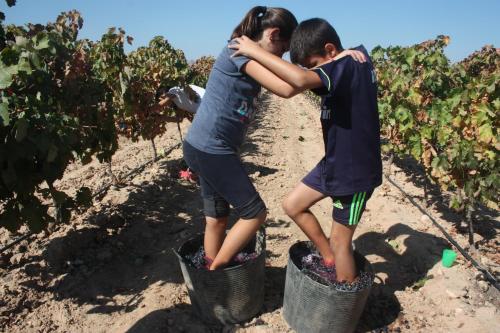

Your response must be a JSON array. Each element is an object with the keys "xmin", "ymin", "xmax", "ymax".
[{"xmin": 442, "ymin": 249, "xmax": 457, "ymax": 267}]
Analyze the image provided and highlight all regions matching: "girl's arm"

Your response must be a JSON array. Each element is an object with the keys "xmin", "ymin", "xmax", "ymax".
[{"xmin": 242, "ymin": 60, "xmax": 318, "ymax": 98}]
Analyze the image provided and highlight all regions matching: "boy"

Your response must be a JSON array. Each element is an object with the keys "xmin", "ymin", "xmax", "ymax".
[{"xmin": 230, "ymin": 18, "xmax": 382, "ymax": 282}]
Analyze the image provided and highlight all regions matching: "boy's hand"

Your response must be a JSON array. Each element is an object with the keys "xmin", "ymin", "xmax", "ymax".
[
  {"xmin": 229, "ymin": 36, "xmax": 262, "ymax": 58},
  {"xmin": 336, "ymin": 49, "xmax": 367, "ymax": 63}
]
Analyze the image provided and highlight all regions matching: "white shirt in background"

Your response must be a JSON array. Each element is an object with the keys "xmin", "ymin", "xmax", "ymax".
[{"xmin": 168, "ymin": 84, "xmax": 205, "ymax": 114}]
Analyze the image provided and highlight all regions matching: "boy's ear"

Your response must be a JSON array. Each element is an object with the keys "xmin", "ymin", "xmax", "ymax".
[{"xmin": 324, "ymin": 43, "xmax": 339, "ymax": 57}]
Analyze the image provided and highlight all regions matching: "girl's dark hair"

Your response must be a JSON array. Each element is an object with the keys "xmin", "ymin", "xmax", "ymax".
[
  {"xmin": 290, "ymin": 18, "xmax": 343, "ymax": 66},
  {"xmin": 231, "ymin": 6, "xmax": 298, "ymax": 41}
]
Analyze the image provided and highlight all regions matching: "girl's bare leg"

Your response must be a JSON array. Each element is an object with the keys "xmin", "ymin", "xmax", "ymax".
[
  {"xmin": 209, "ymin": 210, "xmax": 267, "ymax": 270},
  {"xmin": 204, "ymin": 216, "xmax": 228, "ymax": 260}
]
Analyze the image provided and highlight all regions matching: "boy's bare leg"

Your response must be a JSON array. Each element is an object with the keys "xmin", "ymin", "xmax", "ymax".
[
  {"xmin": 209, "ymin": 210, "xmax": 267, "ymax": 270},
  {"xmin": 282, "ymin": 182, "xmax": 334, "ymax": 265},
  {"xmin": 204, "ymin": 216, "xmax": 228, "ymax": 260},
  {"xmin": 330, "ymin": 221, "xmax": 358, "ymax": 282}
]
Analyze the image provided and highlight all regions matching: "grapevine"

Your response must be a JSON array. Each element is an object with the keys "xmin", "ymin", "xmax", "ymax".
[
  {"xmin": 0, "ymin": 11, "xmax": 114, "ymax": 231},
  {"xmin": 372, "ymin": 36, "xmax": 499, "ymax": 243},
  {"xmin": 188, "ymin": 55, "xmax": 215, "ymax": 87}
]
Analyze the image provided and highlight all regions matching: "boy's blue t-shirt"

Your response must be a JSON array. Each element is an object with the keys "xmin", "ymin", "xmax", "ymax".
[
  {"xmin": 185, "ymin": 44, "xmax": 261, "ymax": 154},
  {"xmin": 311, "ymin": 45, "xmax": 382, "ymax": 195}
]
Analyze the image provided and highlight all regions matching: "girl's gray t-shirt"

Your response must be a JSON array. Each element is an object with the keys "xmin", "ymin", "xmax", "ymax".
[{"xmin": 185, "ymin": 44, "xmax": 261, "ymax": 154}]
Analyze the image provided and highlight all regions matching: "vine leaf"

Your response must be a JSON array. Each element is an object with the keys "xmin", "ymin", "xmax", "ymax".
[{"xmin": 0, "ymin": 102, "xmax": 9, "ymax": 125}]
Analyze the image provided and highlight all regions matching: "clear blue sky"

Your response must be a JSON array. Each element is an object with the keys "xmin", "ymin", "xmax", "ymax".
[{"xmin": 2, "ymin": 1, "xmax": 499, "ymax": 62}]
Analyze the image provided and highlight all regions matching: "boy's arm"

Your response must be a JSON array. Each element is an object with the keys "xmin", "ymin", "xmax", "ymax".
[
  {"xmin": 230, "ymin": 36, "xmax": 365, "ymax": 91},
  {"xmin": 242, "ymin": 60, "xmax": 312, "ymax": 98},
  {"xmin": 231, "ymin": 36, "xmax": 322, "ymax": 90}
]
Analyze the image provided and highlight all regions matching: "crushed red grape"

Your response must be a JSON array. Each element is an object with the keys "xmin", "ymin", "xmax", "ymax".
[
  {"xmin": 184, "ymin": 246, "xmax": 258, "ymax": 270},
  {"xmin": 300, "ymin": 249, "xmax": 373, "ymax": 291}
]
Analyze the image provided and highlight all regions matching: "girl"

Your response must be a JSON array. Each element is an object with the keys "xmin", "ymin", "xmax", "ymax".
[{"xmin": 183, "ymin": 6, "xmax": 363, "ymax": 270}]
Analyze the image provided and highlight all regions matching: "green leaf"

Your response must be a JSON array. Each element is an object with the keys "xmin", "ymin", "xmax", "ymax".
[
  {"xmin": 493, "ymin": 99, "xmax": 500, "ymax": 111},
  {"xmin": 409, "ymin": 134, "xmax": 422, "ymax": 160},
  {"xmin": 448, "ymin": 93, "xmax": 461, "ymax": 109},
  {"xmin": 34, "ymin": 35, "xmax": 50, "ymax": 50},
  {"xmin": 420, "ymin": 126, "xmax": 433, "ymax": 140},
  {"xmin": 15, "ymin": 36, "xmax": 28, "ymax": 47},
  {"xmin": 478, "ymin": 123, "xmax": 493, "ymax": 143},
  {"xmin": 17, "ymin": 57, "xmax": 32, "ymax": 74},
  {"xmin": 395, "ymin": 106, "xmax": 410, "ymax": 121},
  {"xmin": 477, "ymin": 103, "xmax": 495, "ymax": 117},
  {"xmin": 15, "ymin": 118, "xmax": 28, "ymax": 141},
  {"xmin": 431, "ymin": 155, "xmax": 450, "ymax": 171},
  {"xmin": 450, "ymin": 196, "xmax": 462, "ymax": 210},
  {"xmin": 0, "ymin": 102, "xmax": 9, "ymax": 126},
  {"xmin": 484, "ymin": 150, "xmax": 496, "ymax": 161},
  {"xmin": 0, "ymin": 65, "xmax": 16, "ymax": 88},
  {"xmin": 486, "ymin": 83, "xmax": 495, "ymax": 94},
  {"xmin": 407, "ymin": 89, "xmax": 422, "ymax": 105},
  {"xmin": 29, "ymin": 52, "xmax": 42, "ymax": 69},
  {"xmin": 405, "ymin": 48, "xmax": 417, "ymax": 65}
]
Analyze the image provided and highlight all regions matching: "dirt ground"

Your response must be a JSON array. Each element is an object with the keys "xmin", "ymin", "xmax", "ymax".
[{"xmin": 1, "ymin": 92, "xmax": 499, "ymax": 333}]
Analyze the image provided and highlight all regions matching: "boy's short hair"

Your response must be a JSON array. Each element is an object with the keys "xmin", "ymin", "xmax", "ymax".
[{"xmin": 290, "ymin": 18, "xmax": 343, "ymax": 66}]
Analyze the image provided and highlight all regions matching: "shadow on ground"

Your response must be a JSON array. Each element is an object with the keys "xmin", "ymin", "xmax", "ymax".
[
  {"xmin": 123, "ymin": 265, "xmax": 287, "ymax": 333},
  {"xmin": 355, "ymin": 223, "xmax": 447, "ymax": 331},
  {"xmin": 387, "ymin": 154, "xmax": 499, "ymax": 243},
  {"xmin": 15, "ymin": 157, "xmax": 204, "ymax": 315},
  {"xmin": 124, "ymin": 304, "xmax": 208, "ymax": 333}
]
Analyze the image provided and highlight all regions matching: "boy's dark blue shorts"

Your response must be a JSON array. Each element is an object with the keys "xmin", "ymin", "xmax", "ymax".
[
  {"xmin": 183, "ymin": 141, "xmax": 266, "ymax": 219},
  {"xmin": 302, "ymin": 164, "xmax": 373, "ymax": 226}
]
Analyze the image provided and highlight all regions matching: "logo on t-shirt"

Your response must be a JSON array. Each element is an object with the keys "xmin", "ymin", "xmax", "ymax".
[
  {"xmin": 235, "ymin": 100, "xmax": 255, "ymax": 124},
  {"xmin": 321, "ymin": 105, "xmax": 331, "ymax": 120}
]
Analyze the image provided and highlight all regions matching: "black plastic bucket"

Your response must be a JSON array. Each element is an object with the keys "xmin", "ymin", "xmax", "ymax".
[
  {"xmin": 174, "ymin": 229, "xmax": 266, "ymax": 325},
  {"xmin": 283, "ymin": 241, "xmax": 373, "ymax": 333}
]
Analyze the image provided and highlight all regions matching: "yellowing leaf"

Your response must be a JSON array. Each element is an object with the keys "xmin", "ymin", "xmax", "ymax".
[{"xmin": 478, "ymin": 123, "xmax": 493, "ymax": 143}]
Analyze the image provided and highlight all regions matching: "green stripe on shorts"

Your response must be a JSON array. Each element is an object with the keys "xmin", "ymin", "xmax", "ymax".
[
  {"xmin": 349, "ymin": 193, "xmax": 359, "ymax": 225},
  {"xmin": 349, "ymin": 191, "xmax": 367, "ymax": 225},
  {"xmin": 354, "ymin": 191, "xmax": 367, "ymax": 225}
]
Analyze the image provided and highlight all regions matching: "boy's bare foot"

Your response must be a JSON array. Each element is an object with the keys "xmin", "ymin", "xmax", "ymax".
[{"xmin": 204, "ymin": 255, "xmax": 214, "ymax": 270}]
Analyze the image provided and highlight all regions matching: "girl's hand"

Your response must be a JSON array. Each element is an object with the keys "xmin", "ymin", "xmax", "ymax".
[
  {"xmin": 229, "ymin": 36, "xmax": 262, "ymax": 58},
  {"xmin": 336, "ymin": 49, "xmax": 367, "ymax": 63}
]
